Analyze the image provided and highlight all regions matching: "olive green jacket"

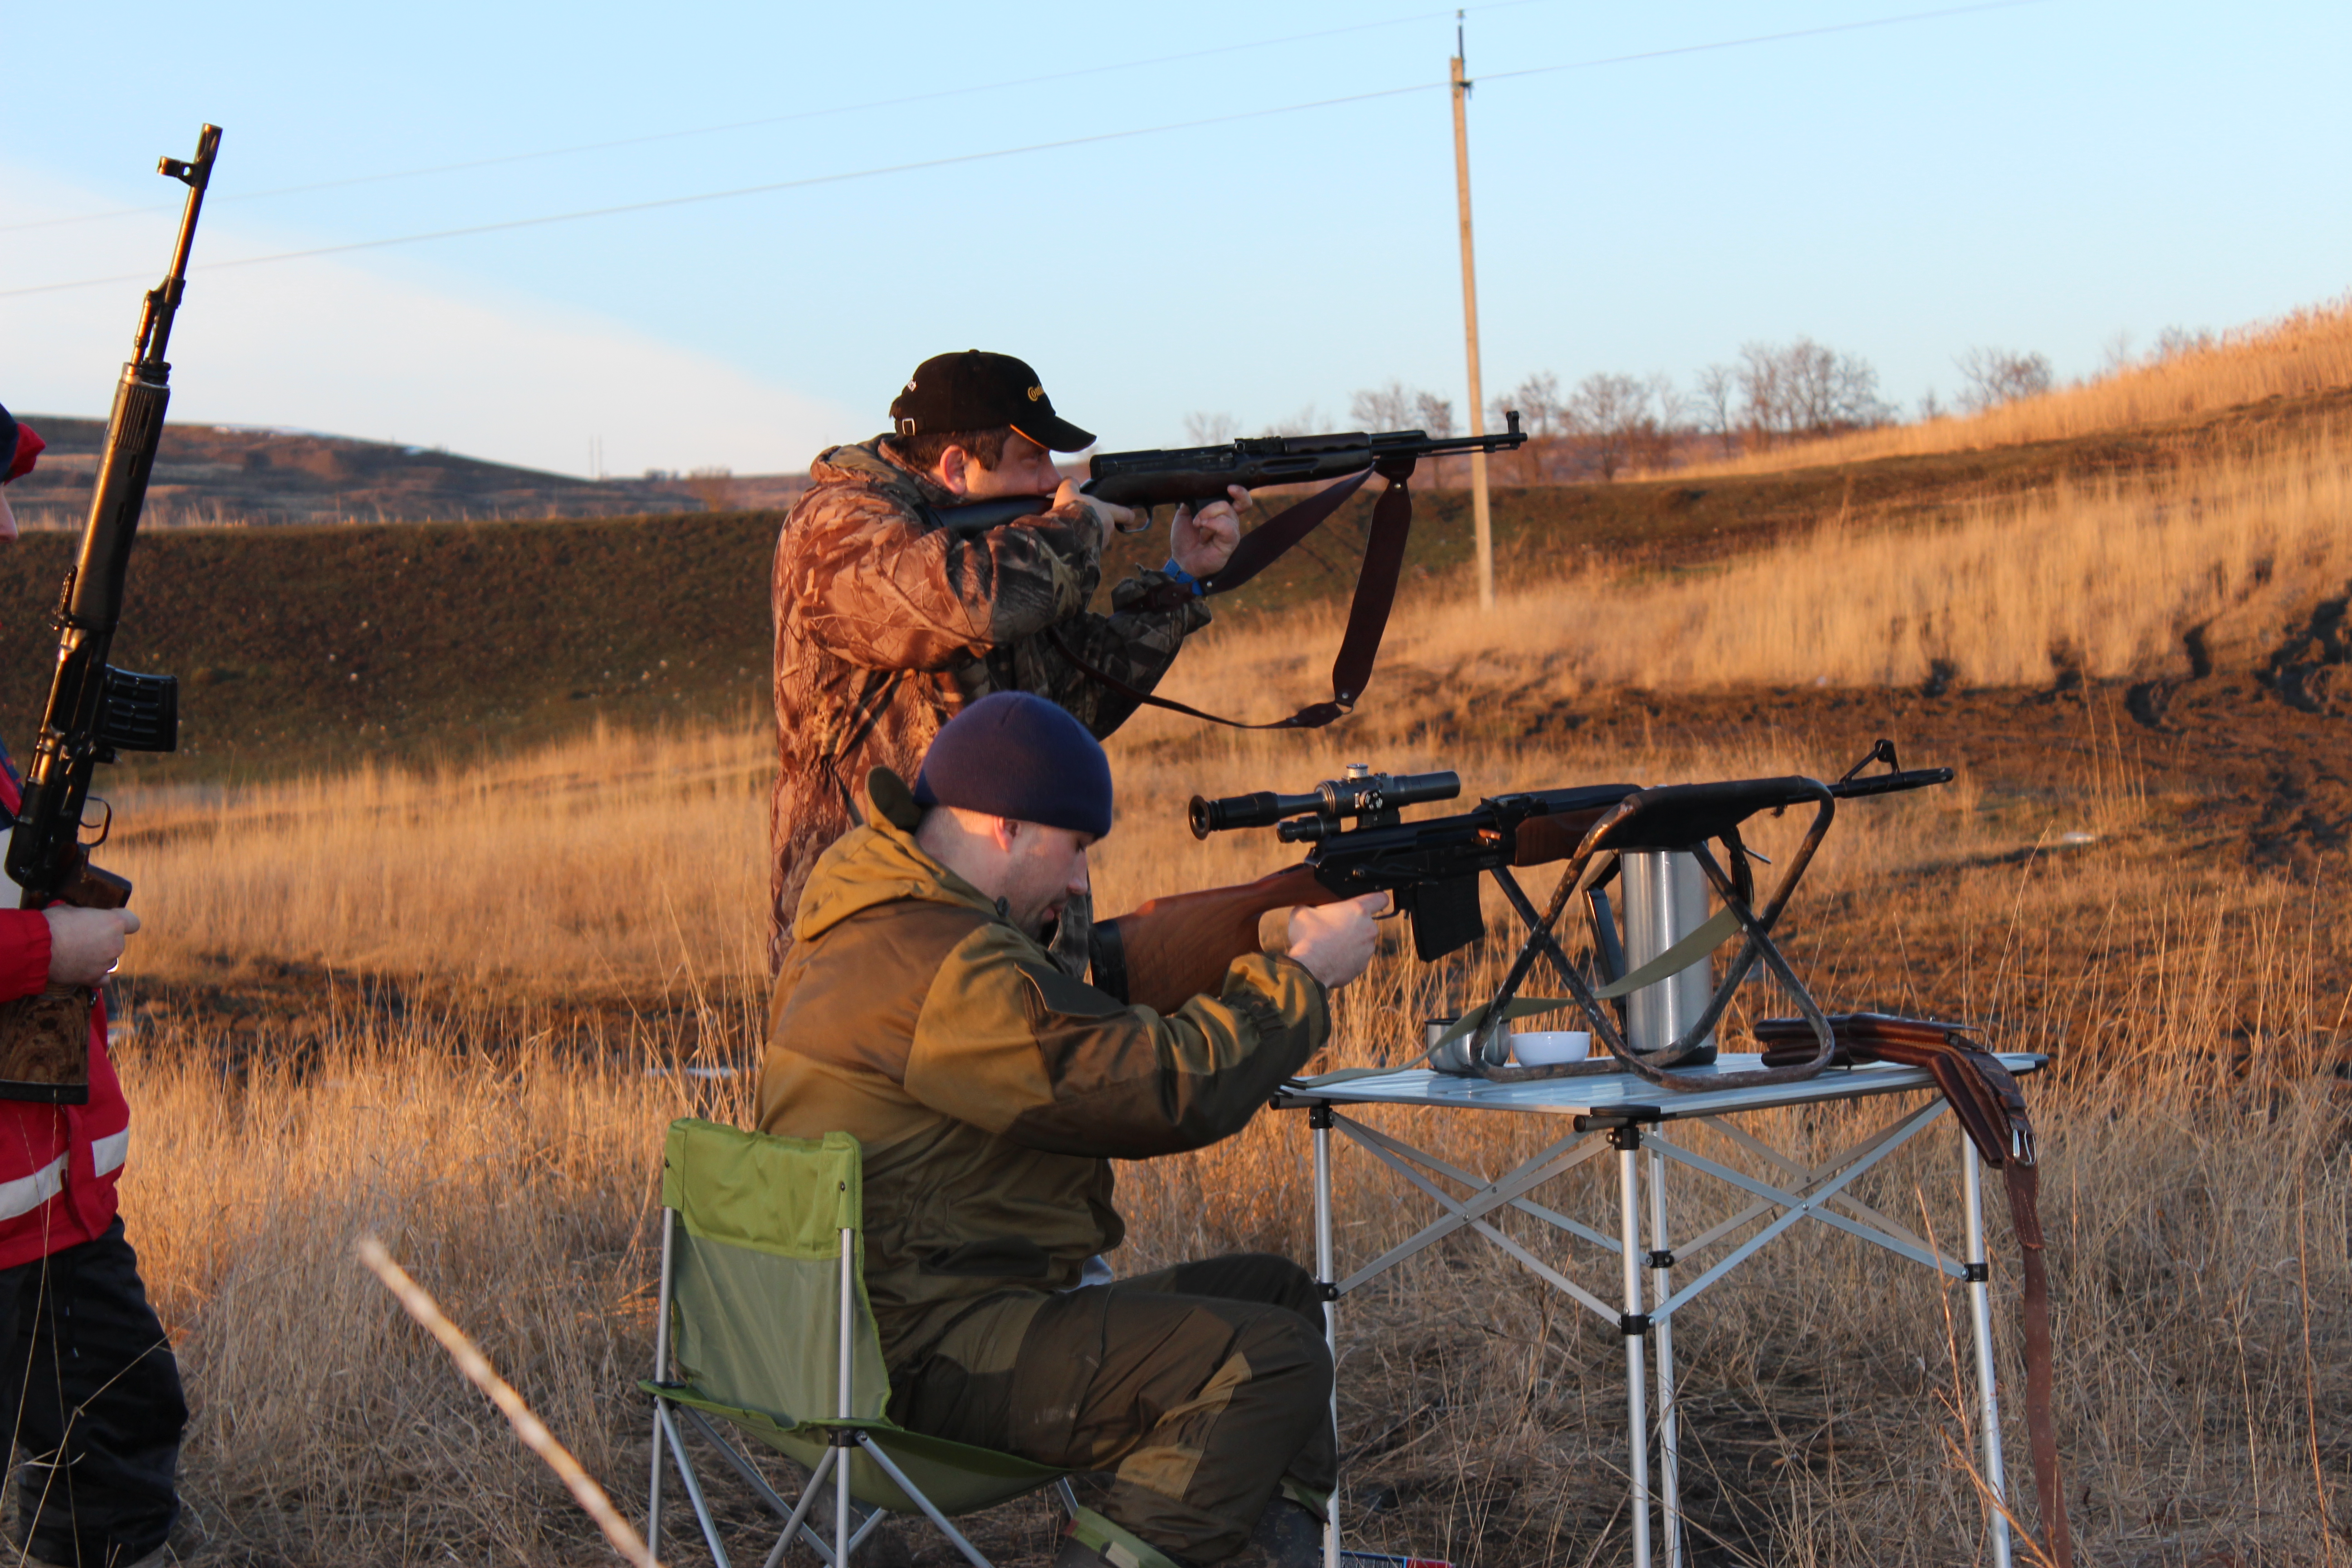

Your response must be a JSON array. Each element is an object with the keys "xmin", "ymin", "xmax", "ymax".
[{"xmin": 758, "ymin": 769, "xmax": 1329, "ymax": 1370}]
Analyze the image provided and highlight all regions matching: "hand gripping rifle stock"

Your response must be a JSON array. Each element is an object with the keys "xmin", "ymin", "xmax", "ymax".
[{"xmin": 0, "ymin": 124, "xmax": 216, "ymax": 1103}]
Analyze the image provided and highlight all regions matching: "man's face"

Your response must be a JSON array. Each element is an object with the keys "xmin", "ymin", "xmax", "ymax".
[
  {"xmin": 956, "ymin": 431, "xmax": 1063, "ymax": 500},
  {"xmin": 1000, "ymin": 821, "xmax": 1094, "ymax": 940}
]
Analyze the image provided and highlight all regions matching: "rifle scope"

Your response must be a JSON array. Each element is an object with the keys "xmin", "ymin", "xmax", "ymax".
[{"xmin": 1189, "ymin": 768, "xmax": 1459, "ymax": 840}]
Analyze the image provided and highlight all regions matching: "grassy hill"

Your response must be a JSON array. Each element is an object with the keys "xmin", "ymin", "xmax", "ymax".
[
  {"xmin": 5, "ymin": 416, "xmax": 809, "ymax": 528},
  {"xmin": 6, "ymin": 374, "xmax": 2346, "ymax": 782}
]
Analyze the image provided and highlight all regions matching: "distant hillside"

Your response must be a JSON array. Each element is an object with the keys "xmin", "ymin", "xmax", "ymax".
[
  {"xmin": 2, "ymin": 381, "xmax": 2333, "ymax": 782},
  {"xmin": 5, "ymin": 416, "xmax": 809, "ymax": 528}
]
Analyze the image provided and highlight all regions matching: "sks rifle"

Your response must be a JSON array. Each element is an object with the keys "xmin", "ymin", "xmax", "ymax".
[
  {"xmin": 937, "ymin": 418, "xmax": 1530, "ymax": 731},
  {"xmin": 1088, "ymin": 743, "xmax": 1955, "ymax": 1018},
  {"xmin": 0, "ymin": 124, "xmax": 218, "ymax": 1102}
]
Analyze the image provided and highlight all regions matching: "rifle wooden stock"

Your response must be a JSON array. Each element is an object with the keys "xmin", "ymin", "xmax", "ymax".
[
  {"xmin": 1102, "ymin": 865, "xmax": 1332, "ymax": 1017},
  {"xmin": 1098, "ymin": 802, "xmax": 1616, "ymax": 1015}
]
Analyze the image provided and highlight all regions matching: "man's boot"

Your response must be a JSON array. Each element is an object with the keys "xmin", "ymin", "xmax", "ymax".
[{"xmin": 1219, "ymin": 1497, "xmax": 1325, "ymax": 1568}]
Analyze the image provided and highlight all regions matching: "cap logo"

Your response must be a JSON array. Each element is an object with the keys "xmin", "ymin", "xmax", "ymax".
[{"xmin": 1026, "ymin": 386, "xmax": 1044, "ymax": 402}]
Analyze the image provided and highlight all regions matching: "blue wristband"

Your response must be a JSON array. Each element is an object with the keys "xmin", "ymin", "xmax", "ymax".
[{"xmin": 1161, "ymin": 559, "xmax": 1206, "ymax": 597}]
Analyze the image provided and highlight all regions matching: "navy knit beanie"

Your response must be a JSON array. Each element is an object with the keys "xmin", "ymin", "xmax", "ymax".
[{"xmin": 912, "ymin": 692, "xmax": 1113, "ymax": 838}]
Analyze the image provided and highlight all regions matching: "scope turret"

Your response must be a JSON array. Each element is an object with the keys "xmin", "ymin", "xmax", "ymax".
[{"xmin": 1189, "ymin": 767, "xmax": 1459, "ymax": 839}]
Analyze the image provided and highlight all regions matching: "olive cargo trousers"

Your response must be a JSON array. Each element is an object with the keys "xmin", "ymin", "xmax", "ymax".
[{"xmin": 887, "ymin": 1253, "xmax": 1337, "ymax": 1566}]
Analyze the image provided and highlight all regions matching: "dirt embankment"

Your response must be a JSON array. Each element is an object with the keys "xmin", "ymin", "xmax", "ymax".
[
  {"xmin": 5, "ymin": 416, "xmax": 813, "ymax": 527},
  {"xmin": 13, "ymin": 380, "xmax": 2347, "ymax": 782}
]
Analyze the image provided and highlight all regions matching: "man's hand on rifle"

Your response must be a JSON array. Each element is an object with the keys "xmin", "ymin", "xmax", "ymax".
[
  {"xmin": 1171, "ymin": 485, "xmax": 1247, "ymax": 579},
  {"xmin": 1052, "ymin": 480, "xmax": 1135, "ymax": 548},
  {"xmin": 45, "ymin": 907, "xmax": 140, "ymax": 987},
  {"xmin": 1285, "ymin": 892, "xmax": 1388, "ymax": 991}
]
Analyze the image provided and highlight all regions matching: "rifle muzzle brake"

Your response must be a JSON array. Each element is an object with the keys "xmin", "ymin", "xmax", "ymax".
[{"xmin": 1189, "ymin": 769, "xmax": 1460, "ymax": 839}]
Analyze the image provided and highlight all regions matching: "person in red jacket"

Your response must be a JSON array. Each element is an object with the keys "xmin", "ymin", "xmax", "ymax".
[{"xmin": 0, "ymin": 404, "xmax": 184, "ymax": 1568}]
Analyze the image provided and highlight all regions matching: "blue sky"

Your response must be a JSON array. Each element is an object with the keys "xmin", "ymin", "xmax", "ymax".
[{"xmin": 5, "ymin": 1, "xmax": 2345, "ymax": 477}]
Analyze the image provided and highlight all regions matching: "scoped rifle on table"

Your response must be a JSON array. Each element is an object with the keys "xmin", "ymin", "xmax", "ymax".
[
  {"xmin": 0, "ymin": 124, "xmax": 218, "ymax": 1101},
  {"xmin": 936, "ymin": 417, "xmax": 1531, "ymax": 731},
  {"xmin": 1088, "ymin": 743, "xmax": 1955, "ymax": 1017}
]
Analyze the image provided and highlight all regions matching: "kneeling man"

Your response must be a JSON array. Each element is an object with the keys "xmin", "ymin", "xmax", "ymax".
[{"xmin": 758, "ymin": 692, "xmax": 1383, "ymax": 1568}]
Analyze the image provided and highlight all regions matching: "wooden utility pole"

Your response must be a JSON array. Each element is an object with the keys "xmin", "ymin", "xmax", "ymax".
[{"xmin": 1451, "ymin": 16, "xmax": 1494, "ymax": 609}]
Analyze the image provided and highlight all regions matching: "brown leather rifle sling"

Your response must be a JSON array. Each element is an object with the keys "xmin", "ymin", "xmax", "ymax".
[
  {"xmin": 1757, "ymin": 1013, "xmax": 2073, "ymax": 1567},
  {"xmin": 1046, "ymin": 456, "xmax": 1417, "ymax": 730}
]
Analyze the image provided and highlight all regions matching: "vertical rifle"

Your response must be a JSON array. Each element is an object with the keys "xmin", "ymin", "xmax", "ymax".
[{"xmin": 0, "ymin": 124, "xmax": 220, "ymax": 1101}]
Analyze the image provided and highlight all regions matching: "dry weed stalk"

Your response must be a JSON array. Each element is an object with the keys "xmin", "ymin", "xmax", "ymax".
[{"xmin": 356, "ymin": 1236, "xmax": 658, "ymax": 1568}]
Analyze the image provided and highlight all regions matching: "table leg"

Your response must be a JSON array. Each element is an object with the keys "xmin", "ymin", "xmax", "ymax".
[
  {"xmin": 1964, "ymin": 1140, "xmax": 2014, "ymax": 1568},
  {"xmin": 1313, "ymin": 1105, "xmax": 1340, "ymax": 1568},
  {"xmin": 1616, "ymin": 1126, "xmax": 1652, "ymax": 1568},
  {"xmin": 1647, "ymin": 1135, "xmax": 1681, "ymax": 1568}
]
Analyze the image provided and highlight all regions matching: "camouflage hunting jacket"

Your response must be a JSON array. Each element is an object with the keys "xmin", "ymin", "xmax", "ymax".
[
  {"xmin": 768, "ymin": 437, "xmax": 1211, "ymax": 971},
  {"xmin": 758, "ymin": 768, "xmax": 1328, "ymax": 1370}
]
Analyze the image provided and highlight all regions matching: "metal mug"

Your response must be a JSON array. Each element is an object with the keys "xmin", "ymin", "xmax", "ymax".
[{"xmin": 1424, "ymin": 1014, "xmax": 1507, "ymax": 1075}]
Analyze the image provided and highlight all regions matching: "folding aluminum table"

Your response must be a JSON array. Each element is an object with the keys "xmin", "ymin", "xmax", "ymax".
[{"xmin": 1272, "ymin": 1050, "xmax": 2048, "ymax": 1568}]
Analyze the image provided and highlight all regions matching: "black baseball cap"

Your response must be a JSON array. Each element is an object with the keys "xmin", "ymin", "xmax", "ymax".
[{"xmin": 889, "ymin": 350, "xmax": 1095, "ymax": 452}]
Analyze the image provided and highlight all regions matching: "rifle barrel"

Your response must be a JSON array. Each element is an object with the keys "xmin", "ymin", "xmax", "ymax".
[{"xmin": 134, "ymin": 125, "xmax": 220, "ymax": 368}]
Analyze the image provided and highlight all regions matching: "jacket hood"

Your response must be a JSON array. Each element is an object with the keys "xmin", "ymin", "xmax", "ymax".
[
  {"xmin": 792, "ymin": 767, "xmax": 999, "ymax": 943},
  {"xmin": 807, "ymin": 436, "xmax": 959, "ymax": 514}
]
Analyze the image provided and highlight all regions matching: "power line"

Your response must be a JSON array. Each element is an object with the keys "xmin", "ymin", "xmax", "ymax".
[
  {"xmin": 0, "ymin": 0, "xmax": 2045, "ymax": 301},
  {"xmin": 1477, "ymin": 0, "xmax": 2043, "ymax": 86},
  {"xmin": 0, "ymin": 3, "xmax": 1477, "ymax": 237},
  {"xmin": 1, "ymin": 83, "xmax": 1438, "ymax": 300}
]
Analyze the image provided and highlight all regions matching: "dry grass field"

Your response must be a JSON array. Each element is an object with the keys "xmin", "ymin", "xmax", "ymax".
[
  {"xmin": 82, "ymin": 397, "xmax": 2352, "ymax": 1564},
  {"xmin": 1675, "ymin": 298, "xmax": 2352, "ymax": 477},
  {"xmin": 102, "ymin": 727, "xmax": 2351, "ymax": 1564},
  {"xmin": 1170, "ymin": 423, "xmax": 2352, "ymax": 700}
]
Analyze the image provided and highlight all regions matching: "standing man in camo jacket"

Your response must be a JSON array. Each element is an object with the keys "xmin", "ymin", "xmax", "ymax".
[{"xmin": 769, "ymin": 350, "xmax": 1245, "ymax": 973}]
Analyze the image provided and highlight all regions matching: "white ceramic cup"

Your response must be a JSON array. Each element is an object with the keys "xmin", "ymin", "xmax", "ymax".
[{"xmin": 1510, "ymin": 1030, "xmax": 1592, "ymax": 1066}]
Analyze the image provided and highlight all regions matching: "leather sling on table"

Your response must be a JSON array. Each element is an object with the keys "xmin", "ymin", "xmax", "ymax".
[
  {"xmin": 1756, "ymin": 1012, "xmax": 2074, "ymax": 1568},
  {"xmin": 1046, "ymin": 458, "xmax": 1416, "ymax": 730}
]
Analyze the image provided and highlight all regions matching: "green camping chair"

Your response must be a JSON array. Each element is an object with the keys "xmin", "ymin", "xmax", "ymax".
[{"xmin": 643, "ymin": 1118, "xmax": 1078, "ymax": 1567}]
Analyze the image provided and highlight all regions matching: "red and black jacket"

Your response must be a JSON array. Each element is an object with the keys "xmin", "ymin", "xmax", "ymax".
[{"xmin": 0, "ymin": 757, "xmax": 127, "ymax": 1270}]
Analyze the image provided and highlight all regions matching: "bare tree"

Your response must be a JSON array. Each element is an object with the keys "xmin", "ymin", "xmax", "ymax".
[
  {"xmin": 1492, "ymin": 371, "xmax": 1560, "ymax": 482},
  {"xmin": 1692, "ymin": 363, "xmax": 1740, "ymax": 457},
  {"xmin": 1735, "ymin": 338, "xmax": 1890, "ymax": 444},
  {"xmin": 1408, "ymin": 392, "xmax": 1461, "ymax": 481},
  {"xmin": 1954, "ymin": 348, "xmax": 2053, "ymax": 413},
  {"xmin": 1258, "ymin": 405, "xmax": 1322, "ymax": 437},
  {"xmin": 1565, "ymin": 372, "xmax": 1665, "ymax": 481},
  {"xmin": 686, "ymin": 466, "xmax": 736, "ymax": 510},
  {"xmin": 1646, "ymin": 372, "xmax": 1687, "ymax": 456},
  {"xmin": 1349, "ymin": 382, "xmax": 1415, "ymax": 432},
  {"xmin": 1184, "ymin": 412, "xmax": 1241, "ymax": 446},
  {"xmin": 2152, "ymin": 325, "xmax": 2214, "ymax": 361},
  {"xmin": 1411, "ymin": 391, "xmax": 1456, "ymax": 439}
]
